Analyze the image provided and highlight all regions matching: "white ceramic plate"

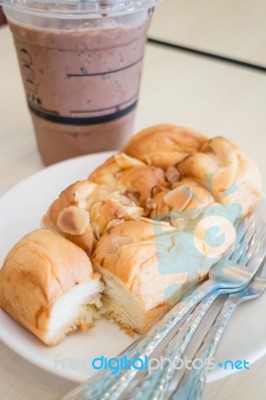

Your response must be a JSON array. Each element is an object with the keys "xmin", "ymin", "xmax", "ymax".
[{"xmin": 0, "ymin": 152, "xmax": 265, "ymax": 383}]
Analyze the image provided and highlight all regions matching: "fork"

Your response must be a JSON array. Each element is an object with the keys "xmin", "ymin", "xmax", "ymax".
[
  {"xmin": 171, "ymin": 253, "xmax": 266, "ymax": 400},
  {"xmin": 130, "ymin": 230, "xmax": 266, "ymax": 400},
  {"xmin": 130, "ymin": 223, "xmax": 266, "ymax": 400},
  {"xmin": 63, "ymin": 213, "xmax": 264, "ymax": 400}
]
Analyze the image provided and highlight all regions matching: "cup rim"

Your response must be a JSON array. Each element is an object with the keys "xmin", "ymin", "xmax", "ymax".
[{"xmin": 2, "ymin": 0, "xmax": 161, "ymax": 18}]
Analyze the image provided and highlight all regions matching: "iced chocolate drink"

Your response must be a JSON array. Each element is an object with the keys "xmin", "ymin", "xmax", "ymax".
[{"xmin": 3, "ymin": 1, "xmax": 159, "ymax": 165}]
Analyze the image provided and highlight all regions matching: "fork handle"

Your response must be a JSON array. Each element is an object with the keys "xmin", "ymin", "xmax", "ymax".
[
  {"xmin": 63, "ymin": 280, "xmax": 217, "ymax": 400},
  {"xmin": 171, "ymin": 297, "xmax": 238, "ymax": 400},
  {"xmin": 131, "ymin": 290, "xmax": 222, "ymax": 400}
]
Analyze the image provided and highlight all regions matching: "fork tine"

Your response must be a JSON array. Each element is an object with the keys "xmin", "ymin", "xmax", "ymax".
[
  {"xmin": 246, "ymin": 231, "xmax": 266, "ymax": 272},
  {"xmin": 252, "ymin": 252, "xmax": 266, "ymax": 280},
  {"xmin": 231, "ymin": 217, "xmax": 263, "ymax": 264},
  {"xmin": 258, "ymin": 253, "xmax": 266, "ymax": 279},
  {"xmin": 239, "ymin": 215, "xmax": 260, "ymax": 246},
  {"xmin": 237, "ymin": 222, "xmax": 265, "ymax": 265},
  {"xmin": 227, "ymin": 214, "xmax": 258, "ymax": 260}
]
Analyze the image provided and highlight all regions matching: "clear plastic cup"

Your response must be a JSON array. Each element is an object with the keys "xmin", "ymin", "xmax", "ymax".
[{"xmin": 2, "ymin": 0, "xmax": 161, "ymax": 165}]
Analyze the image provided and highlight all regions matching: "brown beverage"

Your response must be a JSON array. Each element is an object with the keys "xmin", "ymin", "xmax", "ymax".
[{"xmin": 3, "ymin": 2, "xmax": 158, "ymax": 164}]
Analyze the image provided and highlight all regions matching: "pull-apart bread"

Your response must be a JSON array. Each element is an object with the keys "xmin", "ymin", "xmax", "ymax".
[
  {"xmin": 121, "ymin": 124, "xmax": 207, "ymax": 169},
  {"xmin": 0, "ymin": 124, "xmax": 262, "ymax": 343},
  {"xmin": 0, "ymin": 229, "xmax": 103, "ymax": 346},
  {"xmin": 43, "ymin": 177, "xmax": 144, "ymax": 248},
  {"xmin": 92, "ymin": 219, "xmax": 233, "ymax": 334}
]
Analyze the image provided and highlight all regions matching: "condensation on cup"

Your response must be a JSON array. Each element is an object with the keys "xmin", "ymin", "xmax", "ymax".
[{"xmin": 2, "ymin": 0, "xmax": 161, "ymax": 165}]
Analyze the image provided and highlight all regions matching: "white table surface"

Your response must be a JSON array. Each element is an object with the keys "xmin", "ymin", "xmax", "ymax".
[
  {"xmin": 1, "ymin": 18, "xmax": 266, "ymax": 400},
  {"xmin": 151, "ymin": 0, "xmax": 266, "ymax": 65}
]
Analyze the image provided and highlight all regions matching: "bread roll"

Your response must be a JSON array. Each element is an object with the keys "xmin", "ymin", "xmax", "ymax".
[
  {"xmin": 122, "ymin": 124, "xmax": 207, "ymax": 169},
  {"xmin": 43, "ymin": 179, "xmax": 143, "ymax": 250},
  {"xmin": 88, "ymin": 153, "xmax": 146, "ymax": 188},
  {"xmin": 0, "ymin": 229, "xmax": 104, "ymax": 346},
  {"xmin": 92, "ymin": 220, "xmax": 221, "ymax": 334},
  {"xmin": 178, "ymin": 137, "xmax": 262, "ymax": 217},
  {"xmin": 43, "ymin": 180, "xmax": 98, "ymax": 253},
  {"xmin": 148, "ymin": 178, "xmax": 215, "ymax": 222},
  {"xmin": 90, "ymin": 197, "xmax": 143, "ymax": 239},
  {"xmin": 147, "ymin": 179, "xmax": 236, "ymax": 259},
  {"xmin": 89, "ymin": 153, "xmax": 168, "ymax": 207}
]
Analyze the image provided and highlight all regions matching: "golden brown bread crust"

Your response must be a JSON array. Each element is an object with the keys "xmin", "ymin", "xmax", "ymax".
[
  {"xmin": 89, "ymin": 153, "xmax": 168, "ymax": 207},
  {"xmin": 43, "ymin": 180, "xmax": 94, "ymax": 254},
  {"xmin": 122, "ymin": 124, "xmax": 208, "ymax": 169},
  {"xmin": 148, "ymin": 178, "xmax": 215, "ymax": 221},
  {"xmin": 171, "ymin": 178, "xmax": 214, "ymax": 209},
  {"xmin": 88, "ymin": 153, "xmax": 145, "ymax": 185},
  {"xmin": 88, "ymin": 156, "xmax": 124, "ymax": 188},
  {"xmin": 92, "ymin": 220, "xmax": 209, "ymax": 311},
  {"xmin": 0, "ymin": 229, "xmax": 95, "ymax": 345},
  {"xmin": 178, "ymin": 137, "xmax": 262, "ymax": 217},
  {"xmin": 90, "ymin": 198, "xmax": 143, "ymax": 239},
  {"xmin": 92, "ymin": 220, "xmax": 175, "ymax": 287},
  {"xmin": 116, "ymin": 165, "xmax": 168, "ymax": 207},
  {"xmin": 43, "ymin": 177, "xmax": 145, "ymax": 247}
]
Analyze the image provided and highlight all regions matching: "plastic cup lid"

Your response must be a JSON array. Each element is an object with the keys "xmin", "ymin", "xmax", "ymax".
[{"xmin": 1, "ymin": 0, "xmax": 162, "ymax": 17}]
